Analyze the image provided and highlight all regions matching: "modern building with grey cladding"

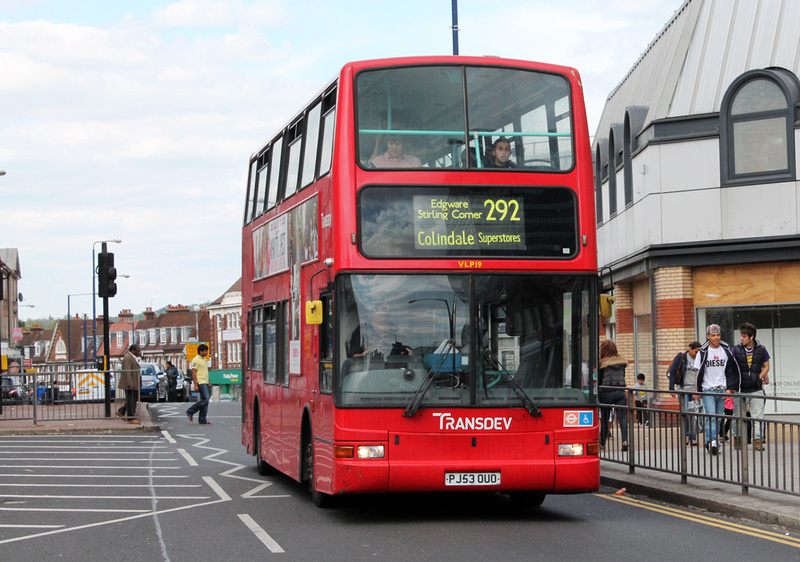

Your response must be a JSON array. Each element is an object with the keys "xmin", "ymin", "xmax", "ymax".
[{"xmin": 593, "ymin": 0, "xmax": 800, "ymax": 413}]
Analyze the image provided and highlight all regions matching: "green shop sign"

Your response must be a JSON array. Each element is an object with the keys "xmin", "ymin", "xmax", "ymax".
[{"xmin": 209, "ymin": 369, "xmax": 241, "ymax": 385}]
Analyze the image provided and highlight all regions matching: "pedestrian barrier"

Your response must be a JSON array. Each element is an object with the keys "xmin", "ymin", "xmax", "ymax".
[
  {"xmin": 600, "ymin": 386, "xmax": 800, "ymax": 497},
  {"xmin": 0, "ymin": 363, "xmax": 139, "ymax": 424}
]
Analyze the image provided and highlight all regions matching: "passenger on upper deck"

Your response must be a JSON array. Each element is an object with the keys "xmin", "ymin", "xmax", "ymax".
[
  {"xmin": 484, "ymin": 137, "xmax": 516, "ymax": 169},
  {"xmin": 370, "ymin": 134, "xmax": 422, "ymax": 168}
]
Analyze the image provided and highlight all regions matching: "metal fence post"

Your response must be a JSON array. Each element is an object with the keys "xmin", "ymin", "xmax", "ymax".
[
  {"xmin": 679, "ymin": 393, "xmax": 688, "ymax": 484},
  {"xmin": 736, "ymin": 393, "xmax": 749, "ymax": 494}
]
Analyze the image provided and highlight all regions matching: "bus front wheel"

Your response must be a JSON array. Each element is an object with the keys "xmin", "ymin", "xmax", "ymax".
[
  {"xmin": 303, "ymin": 439, "xmax": 334, "ymax": 508},
  {"xmin": 253, "ymin": 412, "xmax": 275, "ymax": 476}
]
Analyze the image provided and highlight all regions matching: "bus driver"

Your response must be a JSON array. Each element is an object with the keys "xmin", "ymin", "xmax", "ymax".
[{"xmin": 348, "ymin": 309, "xmax": 413, "ymax": 357}]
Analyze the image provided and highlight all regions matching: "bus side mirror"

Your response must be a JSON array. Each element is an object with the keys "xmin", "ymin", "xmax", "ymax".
[
  {"xmin": 306, "ymin": 301, "xmax": 323, "ymax": 325},
  {"xmin": 600, "ymin": 294, "xmax": 616, "ymax": 318}
]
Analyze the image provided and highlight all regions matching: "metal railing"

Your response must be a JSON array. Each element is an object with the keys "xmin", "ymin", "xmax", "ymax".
[
  {"xmin": 600, "ymin": 386, "xmax": 800, "ymax": 497},
  {"xmin": 0, "ymin": 363, "xmax": 140, "ymax": 424}
]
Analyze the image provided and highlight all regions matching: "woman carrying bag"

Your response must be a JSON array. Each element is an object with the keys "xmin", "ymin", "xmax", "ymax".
[{"xmin": 599, "ymin": 339, "xmax": 630, "ymax": 452}]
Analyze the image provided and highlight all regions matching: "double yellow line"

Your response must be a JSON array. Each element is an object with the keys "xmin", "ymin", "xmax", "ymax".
[{"xmin": 598, "ymin": 493, "xmax": 800, "ymax": 549}]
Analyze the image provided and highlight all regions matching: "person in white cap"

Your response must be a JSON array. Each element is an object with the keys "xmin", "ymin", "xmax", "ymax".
[{"xmin": 693, "ymin": 324, "xmax": 740, "ymax": 455}]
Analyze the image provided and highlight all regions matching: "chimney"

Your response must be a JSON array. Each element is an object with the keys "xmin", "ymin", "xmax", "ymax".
[
  {"xmin": 144, "ymin": 307, "xmax": 156, "ymax": 320},
  {"xmin": 167, "ymin": 304, "xmax": 189, "ymax": 312},
  {"xmin": 118, "ymin": 309, "xmax": 134, "ymax": 321},
  {"xmin": 30, "ymin": 325, "xmax": 44, "ymax": 334}
]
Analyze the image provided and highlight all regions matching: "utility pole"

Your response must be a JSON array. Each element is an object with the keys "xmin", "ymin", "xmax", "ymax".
[{"xmin": 451, "ymin": 0, "xmax": 460, "ymax": 56}]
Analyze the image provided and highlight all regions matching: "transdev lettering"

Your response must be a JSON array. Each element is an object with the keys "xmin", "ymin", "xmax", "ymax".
[{"xmin": 433, "ymin": 412, "xmax": 513, "ymax": 431}]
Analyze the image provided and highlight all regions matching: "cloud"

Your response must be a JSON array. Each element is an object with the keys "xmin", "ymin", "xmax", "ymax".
[{"xmin": 152, "ymin": 0, "xmax": 287, "ymax": 29}]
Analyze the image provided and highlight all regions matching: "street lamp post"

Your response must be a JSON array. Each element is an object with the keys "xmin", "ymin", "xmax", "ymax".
[
  {"xmin": 92, "ymin": 239, "xmax": 121, "ymax": 363},
  {"xmin": 193, "ymin": 305, "xmax": 201, "ymax": 341}
]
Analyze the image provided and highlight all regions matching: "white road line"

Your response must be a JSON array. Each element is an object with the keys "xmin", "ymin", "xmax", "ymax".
[
  {"xmin": 238, "ymin": 514, "xmax": 285, "ymax": 554},
  {"xmin": 203, "ymin": 476, "xmax": 231, "ymax": 501},
  {"xmin": 0, "ymin": 445, "xmax": 169, "ymax": 449},
  {"xmin": 0, "ymin": 483, "xmax": 200, "ymax": 488},
  {"xmin": 0, "ymin": 457, "xmax": 178, "ymax": 460},
  {"xmin": 0, "ymin": 465, "xmax": 181, "ymax": 469},
  {"xmin": 0, "ymin": 494, "xmax": 209, "ymax": 500},
  {"xmin": 0, "ymin": 451, "xmax": 172, "ymax": 455},
  {"xmin": 161, "ymin": 430, "xmax": 177, "ymax": 443},
  {"xmin": 0, "ymin": 525, "xmax": 66, "ymax": 529},
  {"xmin": 0, "ymin": 496, "xmax": 229, "ymax": 545},
  {"xmin": 177, "ymin": 448, "xmax": 198, "ymax": 466},
  {"xmin": 0, "ymin": 474, "xmax": 188, "ymax": 479},
  {"xmin": 0, "ymin": 507, "xmax": 150, "ymax": 513}
]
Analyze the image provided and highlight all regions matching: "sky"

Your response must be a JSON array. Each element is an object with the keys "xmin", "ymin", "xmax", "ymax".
[{"xmin": 1, "ymin": 0, "xmax": 683, "ymax": 321}]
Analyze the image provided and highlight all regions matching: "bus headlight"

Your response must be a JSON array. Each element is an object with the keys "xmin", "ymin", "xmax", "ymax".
[
  {"xmin": 558, "ymin": 443, "xmax": 585, "ymax": 457},
  {"xmin": 357, "ymin": 445, "xmax": 385, "ymax": 459}
]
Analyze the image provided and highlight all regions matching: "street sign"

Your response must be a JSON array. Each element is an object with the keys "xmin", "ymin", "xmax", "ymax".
[{"xmin": 186, "ymin": 342, "xmax": 210, "ymax": 362}]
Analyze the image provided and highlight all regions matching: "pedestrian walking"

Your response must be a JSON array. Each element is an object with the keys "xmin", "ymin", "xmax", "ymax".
[
  {"xmin": 694, "ymin": 324, "xmax": 739, "ymax": 455},
  {"xmin": 668, "ymin": 341, "xmax": 702, "ymax": 446},
  {"xmin": 732, "ymin": 322, "xmax": 770, "ymax": 451},
  {"xmin": 165, "ymin": 360, "xmax": 179, "ymax": 402},
  {"xmin": 186, "ymin": 344, "xmax": 212, "ymax": 424},
  {"xmin": 117, "ymin": 343, "xmax": 141, "ymax": 424},
  {"xmin": 599, "ymin": 339, "xmax": 629, "ymax": 452}
]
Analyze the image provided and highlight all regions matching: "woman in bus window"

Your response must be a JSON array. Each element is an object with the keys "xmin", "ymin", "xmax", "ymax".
[{"xmin": 370, "ymin": 135, "xmax": 422, "ymax": 168}]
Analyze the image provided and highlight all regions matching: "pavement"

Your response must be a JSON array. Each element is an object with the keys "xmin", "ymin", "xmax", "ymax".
[
  {"xmin": 600, "ymin": 459, "xmax": 800, "ymax": 532},
  {"xmin": 0, "ymin": 406, "xmax": 798, "ymax": 532},
  {"xmin": 0, "ymin": 402, "xmax": 160, "ymax": 435}
]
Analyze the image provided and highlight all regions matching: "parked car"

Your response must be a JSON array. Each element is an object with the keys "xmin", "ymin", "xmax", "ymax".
[
  {"xmin": 139, "ymin": 362, "xmax": 167, "ymax": 402},
  {"xmin": 1, "ymin": 375, "xmax": 32, "ymax": 405}
]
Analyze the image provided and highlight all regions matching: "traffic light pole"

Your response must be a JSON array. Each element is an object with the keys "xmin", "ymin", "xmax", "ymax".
[
  {"xmin": 99, "ymin": 242, "xmax": 114, "ymax": 417},
  {"xmin": 103, "ymin": 287, "xmax": 112, "ymax": 417}
]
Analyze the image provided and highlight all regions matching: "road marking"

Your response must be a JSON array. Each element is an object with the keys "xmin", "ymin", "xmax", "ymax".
[
  {"xmin": 177, "ymin": 448, "xmax": 198, "ymax": 466},
  {"xmin": 0, "ymin": 473, "xmax": 188, "ymax": 479},
  {"xmin": 161, "ymin": 430, "xmax": 177, "ymax": 443},
  {"xmin": 0, "ymin": 507, "xmax": 149, "ymax": 513},
  {"xmin": 0, "ymin": 465, "xmax": 181, "ymax": 470},
  {"xmin": 0, "ymin": 494, "xmax": 209, "ymax": 500},
  {"xmin": 0, "ymin": 445, "xmax": 170, "ymax": 449},
  {"xmin": 599, "ymin": 494, "xmax": 800, "ymax": 548},
  {"xmin": 0, "ymin": 458, "xmax": 177, "ymax": 462},
  {"xmin": 238, "ymin": 514, "xmax": 285, "ymax": 553},
  {"xmin": 0, "ymin": 525, "xmax": 64, "ymax": 529},
  {"xmin": 0, "ymin": 483, "xmax": 200, "ymax": 488},
  {"xmin": 0, "ymin": 497, "xmax": 229, "ymax": 545},
  {"xmin": 203, "ymin": 476, "xmax": 231, "ymax": 501}
]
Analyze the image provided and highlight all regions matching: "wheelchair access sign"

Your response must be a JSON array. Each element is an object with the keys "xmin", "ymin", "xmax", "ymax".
[{"xmin": 563, "ymin": 410, "xmax": 594, "ymax": 427}]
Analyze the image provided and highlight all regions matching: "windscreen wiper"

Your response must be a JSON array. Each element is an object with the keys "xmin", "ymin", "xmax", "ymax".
[
  {"xmin": 403, "ymin": 339, "xmax": 456, "ymax": 418},
  {"xmin": 481, "ymin": 349, "xmax": 541, "ymax": 417}
]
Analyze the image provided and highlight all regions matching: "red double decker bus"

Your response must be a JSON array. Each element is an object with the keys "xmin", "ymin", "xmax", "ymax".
[{"xmin": 241, "ymin": 56, "xmax": 600, "ymax": 507}]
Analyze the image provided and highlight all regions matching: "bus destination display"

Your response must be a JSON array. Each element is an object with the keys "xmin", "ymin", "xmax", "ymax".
[{"xmin": 413, "ymin": 195, "xmax": 527, "ymax": 251}]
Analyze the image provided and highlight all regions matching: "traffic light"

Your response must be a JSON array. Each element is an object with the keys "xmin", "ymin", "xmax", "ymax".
[
  {"xmin": 98, "ymin": 251, "xmax": 117, "ymax": 298},
  {"xmin": 600, "ymin": 294, "xmax": 616, "ymax": 317}
]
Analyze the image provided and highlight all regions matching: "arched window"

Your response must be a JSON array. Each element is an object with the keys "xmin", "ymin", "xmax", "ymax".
[
  {"xmin": 720, "ymin": 69, "xmax": 799, "ymax": 186},
  {"xmin": 623, "ymin": 107, "xmax": 648, "ymax": 208},
  {"xmin": 594, "ymin": 139, "xmax": 607, "ymax": 225},
  {"xmin": 607, "ymin": 124, "xmax": 623, "ymax": 217}
]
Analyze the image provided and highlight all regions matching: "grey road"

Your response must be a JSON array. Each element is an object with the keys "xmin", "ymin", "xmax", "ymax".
[{"xmin": 0, "ymin": 401, "xmax": 798, "ymax": 561}]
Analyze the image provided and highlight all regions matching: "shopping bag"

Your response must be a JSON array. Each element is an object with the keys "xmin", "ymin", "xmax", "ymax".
[{"xmin": 687, "ymin": 399, "xmax": 704, "ymax": 433}]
